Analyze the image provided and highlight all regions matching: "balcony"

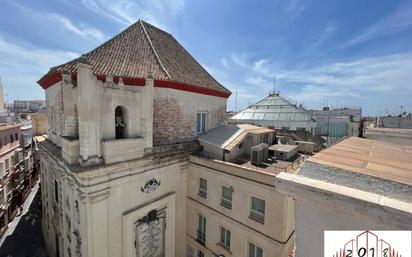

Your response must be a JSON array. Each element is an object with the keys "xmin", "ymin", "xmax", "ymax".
[
  {"xmin": 61, "ymin": 136, "xmax": 80, "ymax": 165},
  {"xmin": 102, "ymin": 137, "xmax": 145, "ymax": 164}
]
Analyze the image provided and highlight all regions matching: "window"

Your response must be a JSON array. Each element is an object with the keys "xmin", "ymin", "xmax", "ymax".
[
  {"xmin": 220, "ymin": 186, "xmax": 232, "ymax": 209},
  {"xmin": 197, "ymin": 250, "xmax": 204, "ymax": 257},
  {"xmin": 196, "ymin": 112, "xmax": 207, "ymax": 134},
  {"xmin": 238, "ymin": 142, "xmax": 243, "ymax": 149},
  {"xmin": 197, "ymin": 214, "xmax": 206, "ymax": 245},
  {"xmin": 0, "ymin": 162, "xmax": 3, "ymax": 173},
  {"xmin": 248, "ymin": 242, "xmax": 263, "ymax": 257},
  {"xmin": 15, "ymin": 134, "xmax": 18, "ymax": 141},
  {"xmin": 54, "ymin": 180, "xmax": 59, "ymax": 203},
  {"xmin": 10, "ymin": 135, "xmax": 13, "ymax": 143},
  {"xmin": 219, "ymin": 226, "xmax": 231, "ymax": 249},
  {"xmin": 198, "ymin": 178, "xmax": 207, "ymax": 198},
  {"xmin": 5, "ymin": 159, "xmax": 9, "ymax": 170},
  {"xmin": 115, "ymin": 106, "xmax": 126, "ymax": 139},
  {"xmin": 187, "ymin": 246, "xmax": 194, "ymax": 257},
  {"xmin": 250, "ymin": 196, "xmax": 265, "ymax": 223}
]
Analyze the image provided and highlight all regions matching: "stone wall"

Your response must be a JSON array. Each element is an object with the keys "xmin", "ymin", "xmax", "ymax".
[
  {"xmin": 61, "ymin": 75, "xmax": 79, "ymax": 139},
  {"xmin": 32, "ymin": 111, "xmax": 48, "ymax": 136},
  {"xmin": 45, "ymin": 82, "xmax": 65, "ymax": 146},
  {"xmin": 153, "ymin": 88, "xmax": 227, "ymax": 145}
]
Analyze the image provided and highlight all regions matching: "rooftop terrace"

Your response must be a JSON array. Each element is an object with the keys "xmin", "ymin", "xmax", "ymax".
[{"xmin": 307, "ymin": 137, "xmax": 412, "ymax": 186}]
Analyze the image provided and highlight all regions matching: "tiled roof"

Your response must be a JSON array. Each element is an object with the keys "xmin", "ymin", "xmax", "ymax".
[{"xmin": 40, "ymin": 20, "xmax": 230, "ymax": 94}]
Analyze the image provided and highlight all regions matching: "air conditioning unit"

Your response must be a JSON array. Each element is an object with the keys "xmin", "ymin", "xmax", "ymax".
[
  {"xmin": 250, "ymin": 143, "xmax": 269, "ymax": 166},
  {"xmin": 261, "ymin": 143, "xmax": 269, "ymax": 161}
]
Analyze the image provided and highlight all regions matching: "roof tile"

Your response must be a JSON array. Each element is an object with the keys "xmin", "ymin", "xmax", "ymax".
[{"xmin": 41, "ymin": 20, "xmax": 230, "ymax": 94}]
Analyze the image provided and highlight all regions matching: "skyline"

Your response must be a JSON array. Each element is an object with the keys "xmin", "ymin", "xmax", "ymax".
[{"xmin": 1, "ymin": 0, "xmax": 412, "ymax": 115}]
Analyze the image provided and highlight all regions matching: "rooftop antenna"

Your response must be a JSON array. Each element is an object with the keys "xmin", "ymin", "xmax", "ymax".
[{"xmin": 273, "ymin": 73, "xmax": 276, "ymax": 94}]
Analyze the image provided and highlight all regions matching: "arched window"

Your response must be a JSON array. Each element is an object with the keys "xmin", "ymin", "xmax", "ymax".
[{"xmin": 115, "ymin": 106, "xmax": 126, "ymax": 139}]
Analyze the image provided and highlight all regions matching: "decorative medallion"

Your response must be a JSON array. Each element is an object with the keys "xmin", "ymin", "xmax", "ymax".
[{"xmin": 141, "ymin": 178, "xmax": 161, "ymax": 193}]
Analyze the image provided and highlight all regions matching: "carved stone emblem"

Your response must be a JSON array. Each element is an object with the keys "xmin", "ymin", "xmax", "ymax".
[
  {"xmin": 141, "ymin": 178, "xmax": 160, "ymax": 193},
  {"xmin": 135, "ymin": 209, "xmax": 165, "ymax": 257}
]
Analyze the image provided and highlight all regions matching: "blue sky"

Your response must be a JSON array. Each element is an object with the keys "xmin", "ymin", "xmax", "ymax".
[{"xmin": 1, "ymin": 0, "xmax": 412, "ymax": 115}]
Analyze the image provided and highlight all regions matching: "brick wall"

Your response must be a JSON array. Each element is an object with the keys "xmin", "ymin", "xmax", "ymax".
[{"xmin": 153, "ymin": 88, "xmax": 227, "ymax": 145}]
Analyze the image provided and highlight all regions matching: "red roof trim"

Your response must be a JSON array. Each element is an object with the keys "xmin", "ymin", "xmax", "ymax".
[
  {"xmin": 154, "ymin": 80, "xmax": 230, "ymax": 98},
  {"xmin": 37, "ymin": 71, "xmax": 230, "ymax": 98},
  {"xmin": 38, "ymin": 72, "xmax": 62, "ymax": 89}
]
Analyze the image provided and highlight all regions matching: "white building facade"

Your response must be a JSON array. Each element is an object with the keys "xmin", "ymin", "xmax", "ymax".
[{"xmin": 37, "ymin": 20, "xmax": 294, "ymax": 257}]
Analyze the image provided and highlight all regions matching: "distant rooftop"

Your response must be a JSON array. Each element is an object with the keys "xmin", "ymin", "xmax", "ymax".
[
  {"xmin": 197, "ymin": 123, "xmax": 307, "ymax": 175},
  {"xmin": 198, "ymin": 124, "xmax": 272, "ymax": 151},
  {"xmin": 312, "ymin": 107, "xmax": 362, "ymax": 117},
  {"xmin": 364, "ymin": 127, "xmax": 412, "ymax": 145},
  {"xmin": 298, "ymin": 137, "xmax": 412, "ymax": 202},
  {"xmin": 230, "ymin": 92, "xmax": 314, "ymax": 122},
  {"xmin": 308, "ymin": 137, "xmax": 412, "ymax": 185}
]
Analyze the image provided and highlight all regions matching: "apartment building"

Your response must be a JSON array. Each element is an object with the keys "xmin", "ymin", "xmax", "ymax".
[
  {"xmin": 36, "ymin": 20, "xmax": 297, "ymax": 257},
  {"xmin": 276, "ymin": 137, "xmax": 412, "ymax": 257},
  {"xmin": 13, "ymin": 100, "xmax": 46, "ymax": 114},
  {"xmin": 0, "ymin": 123, "xmax": 21, "ymax": 235},
  {"xmin": 187, "ymin": 124, "xmax": 296, "ymax": 257},
  {"xmin": 0, "ymin": 122, "xmax": 39, "ymax": 236}
]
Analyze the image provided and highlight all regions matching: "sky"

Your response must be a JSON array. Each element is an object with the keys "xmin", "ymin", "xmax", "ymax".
[{"xmin": 1, "ymin": 0, "xmax": 412, "ymax": 115}]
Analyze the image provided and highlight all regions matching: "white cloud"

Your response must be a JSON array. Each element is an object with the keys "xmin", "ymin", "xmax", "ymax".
[
  {"xmin": 50, "ymin": 14, "xmax": 105, "ymax": 42},
  {"xmin": 7, "ymin": 1, "xmax": 106, "ymax": 44},
  {"xmin": 253, "ymin": 59, "xmax": 275, "ymax": 77},
  {"xmin": 228, "ymin": 51, "xmax": 412, "ymax": 112},
  {"xmin": 76, "ymin": 0, "xmax": 185, "ymax": 30},
  {"xmin": 0, "ymin": 35, "xmax": 79, "ymax": 101},
  {"xmin": 231, "ymin": 53, "xmax": 250, "ymax": 68},
  {"xmin": 342, "ymin": 2, "xmax": 412, "ymax": 47},
  {"xmin": 221, "ymin": 58, "xmax": 229, "ymax": 68},
  {"xmin": 278, "ymin": 53, "xmax": 412, "ymax": 93},
  {"xmin": 312, "ymin": 21, "xmax": 337, "ymax": 48},
  {"xmin": 282, "ymin": 0, "xmax": 306, "ymax": 23}
]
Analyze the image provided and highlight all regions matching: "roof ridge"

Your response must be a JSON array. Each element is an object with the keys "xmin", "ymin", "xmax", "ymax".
[
  {"xmin": 50, "ymin": 21, "xmax": 142, "ymax": 71},
  {"xmin": 140, "ymin": 20, "xmax": 230, "ymax": 94},
  {"xmin": 139, "ymin": 20, "xmax": 171, "ymax": 79}
]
